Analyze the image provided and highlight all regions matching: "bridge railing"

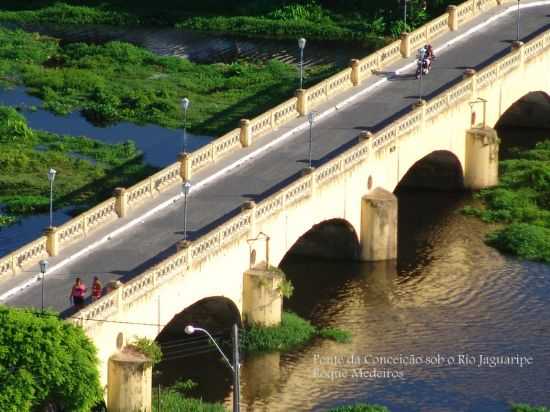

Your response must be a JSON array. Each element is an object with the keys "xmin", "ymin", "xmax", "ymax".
[
  {"xmin": 0, "ymin": 0, "xmax": 530, "ymax": 283},
  {"xmin": 71, "ymin": 28, "xmax": 550, "ymax": 328}
]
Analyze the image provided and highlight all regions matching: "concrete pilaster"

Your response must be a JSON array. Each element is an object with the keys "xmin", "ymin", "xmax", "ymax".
[
  {"xmin": 350, "ymin": 59, "xmax": 360, "ymax": 86},
  {"xmin": 44, "ymin": 226, "xmax": 58, "ymax": 257},
  {"xmin": 107, "ymin": 350, "xmax": 152, "ymax": 412},
  {"xmin": 447, "ymin": 5, "xmax": 458, "ymax": 31},
  {"xmin": 464, "ymin": 127, "xmax": 499, "ymax": 190},
  {"xmin": 240, "ymin": 119, "xmax": 252, "ymax": 147},
  {"xmin": 114, "ymin": 187, "xmax": 128, "ymax": 218},
  {"xmin": 243, "ymin": 266, "xmax": 283, "ymax": 327},
  {"xmin": 177, "ymin": 152, "xmax": 192, "ymax": 181},
  {"xmin": 400, "ymin": 32, "xmax": 412, "ymax": 58},
  {"xmin": 360, "ymin": 188, "xmax": 398, "ymax": 261},
  {"xmin": 242, "ymin": 200, "xmax": 257, "ymax": 239},
  {"xmin": 296, "ymin": 89, "xmax": 308, "ymax": 116}
]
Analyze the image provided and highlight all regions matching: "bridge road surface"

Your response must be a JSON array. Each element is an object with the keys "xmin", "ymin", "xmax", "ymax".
[{"xmin": 4, "ymin": 5, "xmax": 550, "ymax": 315}]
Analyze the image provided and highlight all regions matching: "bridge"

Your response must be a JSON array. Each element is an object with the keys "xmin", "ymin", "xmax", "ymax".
[{"xmin": 1, "ymin": 1, "xmax": 550, "ymax": 410}]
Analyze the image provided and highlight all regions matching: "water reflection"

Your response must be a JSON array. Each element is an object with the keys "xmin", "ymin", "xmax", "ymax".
[{"xmin": 17, "ymin": 23, "xmax": 370, "ymax": 67}]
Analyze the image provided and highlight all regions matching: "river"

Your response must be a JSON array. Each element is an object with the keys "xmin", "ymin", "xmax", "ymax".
[{"xmin": 155, "ymin": 127, "xmax": 550, "ymax": 412}]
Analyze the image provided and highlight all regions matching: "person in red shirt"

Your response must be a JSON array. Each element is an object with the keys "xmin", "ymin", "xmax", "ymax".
[
  {"xmin": 70, "ymin": 278, "xmax": 86, "ymax": 309},
  {"xmin": 92, "ymin": 276, "xmax": 102, "ymax": 301}
]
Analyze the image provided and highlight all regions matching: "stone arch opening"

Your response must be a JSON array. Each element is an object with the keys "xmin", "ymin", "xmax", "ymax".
[
  {"xmin": 280, "ymin": 218, "xmax": 360, "ymax": 264},
  {"xmin": 155, "ymin": 296, "xmax": 241, "ymax": 400},
  {"xmin": 496, "ymin": 91, "xmax": 550, "ymax": 130},
  {"xmin": 396, "ymin": 150, "xmax": 464, "ymax": 192}
]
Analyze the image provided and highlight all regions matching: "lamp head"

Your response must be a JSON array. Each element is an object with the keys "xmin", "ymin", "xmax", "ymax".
[
  {"xmin": 47, "ymin": 168, "xmax": 57, "ymax": 182},
  {"xmin": 184, "ymin": 325, "xmax": 195, "ymax": 335},
  {"xmin": 39, "ymin": 259, "xmax": 48, "ymax": 274},
  {"xmin": 298, "ymin": 37, "xmax": 306, "ymax": 50},
  {"xmin": 181, "ymin": 97, "xmax": 190, "ymax": 111}
]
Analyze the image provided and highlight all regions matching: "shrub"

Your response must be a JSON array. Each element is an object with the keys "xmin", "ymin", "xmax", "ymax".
[
  {"xmin": 0, "ymin": 306, "xmax": 103, "ymax": 412},
  {"xmin": 326, "ymin": 404, "xmax": 391, "ymax": 412},
  {"xmin": 486, "ymin": 223, "xmax": 550, "ymax": 263},
  {"xmin": 318, "ymin": 327, "xmax": 352, "ymax": 343},
  {"xmin": 130, "ymin": 337, "xmax": 163, "ymax": 365},
  {"xmin": 511, "ymin": 405, "xmax": 550, "ymax": 412}
]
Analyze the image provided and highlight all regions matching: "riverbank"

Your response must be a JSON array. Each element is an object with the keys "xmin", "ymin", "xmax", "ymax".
[
  {"xmin": 463, "ymin": 140, "xmax": 550, "ymax": 263},
  {"xmin": 0, "ymin": 26, "xmax": 337, "ymax": 136},
  {"xmin": 0, "ymin": 105, "xmax": 155, "ymax": 227}
]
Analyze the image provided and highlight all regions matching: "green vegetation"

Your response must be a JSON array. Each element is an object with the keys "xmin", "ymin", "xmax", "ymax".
[
  {"xmin": 153, "ymin": 380, "xmax": 227, "ymax": 412},
  {"xmin": 318, "ymin": 326, "xmax": 352, "ymax": 343},
  {"xmin": 326, "ymin": 405, "xmax": 390, "ymax": 412},
  {"xmin": 512, "ymin": 405, "xmax": 550, "ymax": 412},
  {"xmin": 0, "ymin": 306, "xmax": 102, "ymax": 412},
  {"xmin": 0, "ymin": 1, "xmax": 457, "ymax": 41},
  {"xmin": 462, "ymin": 140, "xmax": 550, "ymax": 263},
  {"xmin": 241, "ymin": 311, "xmax": 352, "ymax": 352},
  {"xmin": 0, "ymin": 105, "xmax": 155, "ymax": 227},
  {"xmin": 130, "ymin": 337, "xmax": 163, "ymax": 365},
  {"xmin": 0, "ymin": 27, "xmax": 337, "ymax": 135}
]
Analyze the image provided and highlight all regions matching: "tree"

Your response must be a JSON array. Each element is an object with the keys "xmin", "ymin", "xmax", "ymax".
[{"xmin": 0, "ymin": 306, "xmax": 103, "ymax": 412}]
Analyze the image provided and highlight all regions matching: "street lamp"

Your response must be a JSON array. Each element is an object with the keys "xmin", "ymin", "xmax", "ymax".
[
  {"xmin": 307, "ymin": 111, "xmax": 316, "ymax": 168},
  {"xmin": 39, "ymin": 259, "xmax": 48, "ymax": 312},
  {"xmin": 47, "ymin": 168, "xmax": 56, "ymax": 228},
  {"xmin": 182, "ymin": 181, "xmax": 192, "ymax": 241},
  {"xmin": 181, "ymin": 97, "xmax": 190, "ymax": 153},
  {"xmin": 516, "ymin": 0, "xmax": 521, "ymax": 41},
  {"xmin": 298, "ymin": 37, "xmax": 306, "ymax": 89},
  {"xmin": 185, "ymin": 324, "xmax": 240, "ymax": 412},
  {"xmin": 403, "ymin": 0, "xmax": 409, "ymax": 28}
]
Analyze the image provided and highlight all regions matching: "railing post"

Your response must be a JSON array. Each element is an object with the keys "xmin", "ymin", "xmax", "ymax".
[
  {"xmin": 114, "ymin": 187, "xmax": 128, "ymax": 218},
  {"xmin": 296, "ymin": 89, "xmax": 308, "ymax": 116},
  {"xmin": 447, "ymin": 5, "xmax": 458, "ymax": 31},
  {"xmin": 242, "ymin": 200, "xmax": 256, "ymax": 239},
  {"xmin": 44, "ymin": 226, "xmax": 59, "ymax": 257},
  {"xmin": 11, "ymin": 254, "xmax": 17, "ymax": 276},
  {"xmin": 400, "ymin": 32, "xmax": 412, "ymax": 58},
  {"xmin": 350, "ymin": 59, "xmax": 360, "ymax": 86},
  {"xmin": 511, "ymin": 40, "xmax": 524, "ymax": 69},
  {"xmin": 240, "ymin": 119, "xmax": 252, "ymax": 147},
  {"xmin": 463, "ymin": 68, "xmax": 477, "ymax": 99},
  {"xmin": 177, "ymin": 152, "xmax": 192, "ymax": 181}
]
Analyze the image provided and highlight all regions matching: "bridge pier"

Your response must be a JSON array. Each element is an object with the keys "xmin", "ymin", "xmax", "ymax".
[
  {"xmin": 360, "ymin": 188, "xmax": 398, "ymax": 261},
  {"xmin": 107, "ymin": 349, "xmax": 152, "ymax": 412},
  {"xmin": 464, "ymin": 127, "xmax": 499, "ymax": 190},
  {"xmin": 243, "ymin": 265, "xmax": 283, "ymax": 326}
]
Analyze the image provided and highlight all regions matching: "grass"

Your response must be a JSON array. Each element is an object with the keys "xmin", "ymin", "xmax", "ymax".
[
  {"xmin": 241, "ymin": 311, "xmax": 352, "ymax": 352},
  {"xmin": 0, "ymin": 105, "xmax": 156, "ymax": 227},
  {"xmin": 152, "ymin": 388, "xmax": 227, "ymax": 412},
  {"xmin": 326, "ymin": 405, "xmax": 390, "ymax": 412},
  {"xmin": 0, "ymin": 27, "xmax": 338, "ymax": 136},
  {"xmin": 511, "ymin": 406, "xmax": 550, "ymax": 412},
  {"xmin": 461, "ymin": 140, "xmax": 550, "ymax": 263}
]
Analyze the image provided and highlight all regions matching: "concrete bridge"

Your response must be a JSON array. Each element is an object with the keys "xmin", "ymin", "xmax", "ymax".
[{"xmin": 1, "ymin": 1, "xmax": 550, "ymax": 410}]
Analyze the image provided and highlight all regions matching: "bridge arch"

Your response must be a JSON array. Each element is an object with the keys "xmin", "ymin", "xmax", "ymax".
[
  {"xmin": 495, "ymin": 91, "xmax": 550, "ymax": 130},
  {"xmin": 396, "ymin": 150, "xmax": 464, "ymax": 192},
  {"xmin": 281, "ymin": 218, "xmax": 360, "ymax": 264}
]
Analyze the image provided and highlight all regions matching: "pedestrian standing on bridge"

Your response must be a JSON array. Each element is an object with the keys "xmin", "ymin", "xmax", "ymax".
[
  {"xmin": 92, "ymin": 276, "xmax": 102, "ymax": 301},
  {"xmin": 70, "ymin": 277, "xmax": 86, "ymax": 309}
]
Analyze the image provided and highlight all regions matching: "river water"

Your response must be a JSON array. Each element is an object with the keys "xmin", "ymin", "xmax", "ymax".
[{"xmin": 155, "ymin": 128, "xmax": 550, "ymax": 412}]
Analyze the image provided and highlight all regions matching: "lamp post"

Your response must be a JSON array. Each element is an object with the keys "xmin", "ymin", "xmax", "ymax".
[
  {"xmin": 181, "ymin": 97, "xmax": 190, "ymax": 153},
  {"xmin": 307, "ymin": 111, "xmax": 316, "ymax": 168},
  {"xmin": 298, "ymin": 37, "xmax": 306, "ymax": 89},
  {"xmin": 185, "ymin": 324, "xmax": 240, "ymax": 412},
  {"xmin": 39, "ymin": 259, "xmax": 48, "ymax": 312},
  {"xmin": 182, "ymin": 181, "xmax": 192, "ymax": 241},
  {"xmin": 516, "ymin": 0, "xmax": 521, "ymax": 42},
  {"xmin": 47, "ymin": 168, "xmax": 56, "ymax": 228},
  {"xmin": 403, "ymin": 0, "xmax": 408, "ymax": 28}
]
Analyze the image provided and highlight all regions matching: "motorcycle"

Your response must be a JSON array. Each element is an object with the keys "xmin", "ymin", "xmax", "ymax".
[{"xmin": 415, "ymin": 57, "xmax": 431, "ymax": 79}]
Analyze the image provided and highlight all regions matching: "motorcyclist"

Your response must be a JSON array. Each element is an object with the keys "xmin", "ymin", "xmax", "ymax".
[
  {"xmin": 416, "ymin": 46, "xmax": 430, "ymax": 79},
  {"xmin": 425, "ymin": 44, "xmax": 435, "ymax": 69}
]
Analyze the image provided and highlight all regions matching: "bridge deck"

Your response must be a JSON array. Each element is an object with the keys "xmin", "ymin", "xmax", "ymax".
[{"xmin": 3, "ymin": 3, "xmax": 549, "ymax": 315}]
